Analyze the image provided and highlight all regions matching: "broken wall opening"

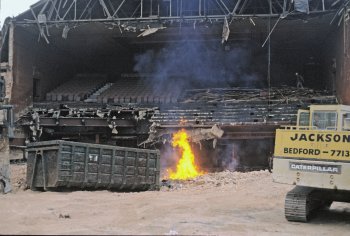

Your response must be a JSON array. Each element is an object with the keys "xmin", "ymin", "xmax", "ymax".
[
  {"xmin": 3, "ymin": 9, "xmax": 346, "ymax": 170},
  {"xmin": 7, "ymin": 13, "xmax": 342, "ymax": 113}
]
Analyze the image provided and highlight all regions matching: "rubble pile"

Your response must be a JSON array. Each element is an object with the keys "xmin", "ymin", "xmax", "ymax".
[
  {"xmin": 151, "ymin": 86, "xmax": 337, "ymax": 127},
  {"xmin": 10, "ymin": 164, "xmax": 27, "ymax": 191},
  {"xmin": 161, "ymin": 170, "xmax": 270, "ymax": 191},
  {"xmin": 180, "ymin": 87, "xmax": 335, "ymax": 103}
]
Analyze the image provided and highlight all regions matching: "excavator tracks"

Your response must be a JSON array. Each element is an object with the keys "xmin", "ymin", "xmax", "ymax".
[
  {"xmin": 285, "ymin": 186, "xmax": 313, "ymax": 222},
  {"xmin": 285, "ymin": 186, "xmax": 328, "ymax": 222}
]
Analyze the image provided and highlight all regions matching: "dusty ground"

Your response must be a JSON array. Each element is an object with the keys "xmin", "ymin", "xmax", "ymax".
[{"xmin": 1, "ymin": 165, "xmax": 350, "ymax": 235}]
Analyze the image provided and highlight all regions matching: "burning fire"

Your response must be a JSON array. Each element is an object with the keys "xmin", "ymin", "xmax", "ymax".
[{"xmin": 168, "ymin": 129, "xmax": 204, "ymax": 180}]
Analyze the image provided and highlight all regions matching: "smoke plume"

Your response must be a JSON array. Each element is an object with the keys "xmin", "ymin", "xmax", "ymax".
[{"xmin": 133, "ymin": 28, "xmax": 263, "ymax": 95}]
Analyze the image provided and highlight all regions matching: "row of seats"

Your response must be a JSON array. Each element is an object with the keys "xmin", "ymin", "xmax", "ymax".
[
  {"xmin": 46, "ymin": 77, "xmax": 181, "ymax": 104},
  {"xmin": 150, "ymin": 102, "xmax": 304, "ymax": 125},
  {"xmin": 46, "ymin": 75, "xmax": 106, "ymax": 102},
  {"xmin": 96, "ymin": 79, "xmax": 180, "ymax": 104}
]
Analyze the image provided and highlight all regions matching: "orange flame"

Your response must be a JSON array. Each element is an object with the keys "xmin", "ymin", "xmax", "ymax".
[{"xmin": 168, "ymin": 129, "xmax": 204, "ymax": 180}]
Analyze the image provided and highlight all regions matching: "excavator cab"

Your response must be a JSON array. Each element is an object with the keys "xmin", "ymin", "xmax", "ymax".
[{"xmin": 296, "ymin": 105, "xmax": 350, "ymax": 131}]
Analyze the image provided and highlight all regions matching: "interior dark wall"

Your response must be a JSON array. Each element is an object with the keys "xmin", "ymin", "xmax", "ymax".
[
  {"xmin": 32, "ymin": 44, "xmax": 78, "ymax": 101},
  {"xmin": 79, "ymin": 53, "xmax": 135, "ymax": 81},
  {"xmin": 11, "ymin": 26, "xmax": 36, "ymax": 114},
  {"xmin": 321, "ymin": 19, "xmax": 350, "ymax": 105},
  {"xmin": 11, "ymin": 26, "xmax": 78, "ymax": 113},
  {"xmin": 268, "ymin": 18, "xmax": 336, "ymax": 90},
  {"xmin": 320, "ymin": 22, "xmax": 340, "ymax": 96},
  {"xmin": 270, "ymin": 48, "xmax": 326, "ymax": 89},
  {"xmin": 11, "ymin": 24, "xmax": 135, "ymax": 113}
]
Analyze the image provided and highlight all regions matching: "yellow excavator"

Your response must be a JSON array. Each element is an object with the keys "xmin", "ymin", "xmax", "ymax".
[{"xmin": 273, "ymin": 104, "xmax": 350, "ymax": 222}]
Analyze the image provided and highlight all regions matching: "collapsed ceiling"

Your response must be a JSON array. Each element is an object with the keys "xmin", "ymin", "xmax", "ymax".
[{"xmin": 11, "ymin": 0, "xmax": 345, "ymax": 44}]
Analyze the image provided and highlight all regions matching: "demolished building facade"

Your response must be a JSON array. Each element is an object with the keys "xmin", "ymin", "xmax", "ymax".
[{"xmin": 1, "ymin": 0, "xmax": 349, "ymax": 170}]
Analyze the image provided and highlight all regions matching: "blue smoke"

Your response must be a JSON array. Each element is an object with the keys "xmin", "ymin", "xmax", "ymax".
[{"xmin": 133, "ymin": 31, "xmax": 263, "ymax": 94}]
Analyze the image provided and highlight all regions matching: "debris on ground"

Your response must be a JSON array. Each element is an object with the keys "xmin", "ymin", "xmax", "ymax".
[
  {"xmin": 59, "ymin": 214, "xmax": 71, "ymax": 219},
  {"xmin": 161, "ymin": 170, "xmax": 269, "ymax": 191},
  {"xmin": 10, "ymin": 164, "xmax": 27, "ymax": 191}
]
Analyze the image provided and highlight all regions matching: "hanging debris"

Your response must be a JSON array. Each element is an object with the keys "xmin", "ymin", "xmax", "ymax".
[
  {"xmin": 221, "ymin": 17, "xmax": 230, "ymax": 44},
  {"xmin": 137, "ymin": 25, "xmax": 166, "ymax": 37}
]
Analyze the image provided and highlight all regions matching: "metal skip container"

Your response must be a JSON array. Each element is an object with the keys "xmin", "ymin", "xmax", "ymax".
[{"xmin": 26, "ymin": 140, "xmax": 160, "ymax": 191}]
